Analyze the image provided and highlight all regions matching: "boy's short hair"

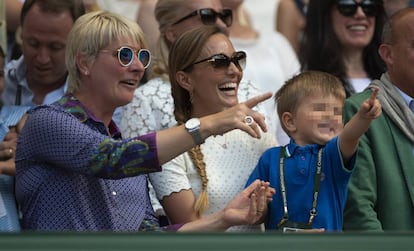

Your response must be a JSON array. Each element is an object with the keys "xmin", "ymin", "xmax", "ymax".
[{"xmin": 275, "ymin": 70, "xmax": 346, "ymax": 129}]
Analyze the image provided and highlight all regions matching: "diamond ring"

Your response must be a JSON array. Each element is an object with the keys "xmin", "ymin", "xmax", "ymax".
[{"xmin": 244, "ymin": 115, "xmax": 254, "ymax": 126}]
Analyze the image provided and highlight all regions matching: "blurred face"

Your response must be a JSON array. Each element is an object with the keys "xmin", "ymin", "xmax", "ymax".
[
  {"xmin": 186, "ymin": 33, "xmax": 243, "ymax": 116},
  {"xmin": 331, "ymin": 0, "xmax": 376, "ymax": 51},
  {"xmin": 21, "ymin": 4, "xmax": 74, "ymax": 91},
  {"xmin": 291, "ymin": 94, "xmax": 343, "ymax": 146},
  {"xmin": 86, "ymin": 39, "xmax": 148, "ymax": 110},
  {"xmin": 384, "ymin": 12, "xmax": 414, "ymax": 96},
  {"xmin": 170, "ymin": 0, "xmax": 229, "ymax": 41}
]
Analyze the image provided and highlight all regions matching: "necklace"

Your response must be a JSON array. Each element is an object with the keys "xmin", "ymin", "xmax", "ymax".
[{"xmin": 212, "ymin": 134, "xmax": 228, "ymax": 149}]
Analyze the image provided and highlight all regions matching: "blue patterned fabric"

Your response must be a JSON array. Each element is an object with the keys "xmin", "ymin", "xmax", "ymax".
[
  {"xmin": 0, "ymin": 106, "xmax": 30, "ymax": 232},
  {"xmin": 0, "ymin": 105, "xmax": 31, "ymax": 140},
  {"xmin": 0, "ymin": 175, "xmax": 20, "ymax": 231},
  {"xmin": 15, "ymin": 94, "xmax": 161, "ymax": 231}
]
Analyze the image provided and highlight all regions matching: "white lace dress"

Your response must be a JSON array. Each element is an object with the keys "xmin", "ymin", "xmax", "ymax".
[{"xmin": 149, "ymin": 129, "xmax": 276, "ymax": 231}]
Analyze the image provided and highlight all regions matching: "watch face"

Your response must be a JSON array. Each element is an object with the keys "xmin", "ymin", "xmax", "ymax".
[{"xmin": 186, "ymin": 118, "xmax": 200, "ymax": 129}]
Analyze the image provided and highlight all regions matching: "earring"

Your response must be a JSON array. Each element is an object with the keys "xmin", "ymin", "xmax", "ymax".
[
  {"xmin": 84, "ymin": 71, "xmax": 89, "ymax": 75},
  {"xmin": 189, "ymin": 90, "xmax": 194, "ymax": 104}
]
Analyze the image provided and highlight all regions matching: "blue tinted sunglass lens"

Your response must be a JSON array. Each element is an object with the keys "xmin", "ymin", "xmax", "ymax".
[
  {"xmin": 138, "ymin": 49, "xmax": 151, "ymax": 68},
  {"xmin": 118, "ymin": 47, "xmax": 134, "ymax": 66}
]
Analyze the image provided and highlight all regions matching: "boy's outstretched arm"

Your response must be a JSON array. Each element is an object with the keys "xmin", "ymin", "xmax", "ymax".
[{"xmin": 339, "ymin": 87, "xmax": 382, "ymax": 162}]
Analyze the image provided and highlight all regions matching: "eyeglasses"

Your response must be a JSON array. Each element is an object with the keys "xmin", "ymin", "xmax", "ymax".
[
  {"xmin": 101, "ymin": 46, "xmax": 151, "ymax": 68},
  {"xmin": 191, "ymin": 51, "xmax": 246, "ymax": 71},
  {"xmin": 336, "ymin": 0, "xmax": 379, "ymax": 17},
  {"xmin": 172, "ymin": 8, "xmax": 233, "ymax": 27}
]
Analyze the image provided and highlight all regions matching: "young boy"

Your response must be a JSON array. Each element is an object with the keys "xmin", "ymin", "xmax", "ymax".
[{"xmin": 246, "ymin": 71, "xmax": 382, "ymax": 232}]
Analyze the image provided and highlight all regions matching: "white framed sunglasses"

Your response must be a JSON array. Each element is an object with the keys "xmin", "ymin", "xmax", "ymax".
[{"xmin": 101, "ymin": 46, "xmax": 151, "ymax": 68}]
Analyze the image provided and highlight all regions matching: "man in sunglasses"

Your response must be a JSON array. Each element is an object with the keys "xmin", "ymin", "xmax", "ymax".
[{"xmin": 343, "ymin": 8, "xmax": 414, "ymax": 231}]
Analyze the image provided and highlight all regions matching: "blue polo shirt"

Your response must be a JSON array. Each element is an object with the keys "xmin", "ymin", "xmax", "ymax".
[{"xmin": 246, "ymin": 137, "xmax": 355, "ymax": 231}]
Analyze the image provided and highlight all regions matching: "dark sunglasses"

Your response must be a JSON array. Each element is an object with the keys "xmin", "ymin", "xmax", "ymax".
[
  {"xmin": 172, "ymin": 8, "xmax": 233, "ymax": 27},
  {"xmin": 336, "ymin": 0, "xmax": 378, "ymax": 17},
  {"xmin": 101, "ymin": 46, "xmax": 151, "ymax": 68},
  {"xmin": 191, "ymin": 51, "xmax": 246, "ymax": 71}
]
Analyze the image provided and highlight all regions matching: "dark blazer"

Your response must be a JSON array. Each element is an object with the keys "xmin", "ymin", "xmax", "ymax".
[{"xmin": 343, "ymin": 89, "xmax": 414, "ymax": 231}]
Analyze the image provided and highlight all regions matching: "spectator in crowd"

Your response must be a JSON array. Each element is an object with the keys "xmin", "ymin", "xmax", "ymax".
[
  {"xmin": 246, "ymin": 71, "xmax": 381, "ymax": 231},
  {"xmin": 300, "ymin": 0, "xmax": 386, "ymax": 97},
  {"xmin": 121, "ymin": 0, "xmax": 272, "ymax": 223},
  {"xmin": 149, "ymin": 25, "xmax": 276, "ymax": 231},
  {"xmin": 15, "ymin": 10, "xmax": 274, "ymax": 231},
  {"xmin": 0, "ymin": 0, "xmax": 85, "ymax": 232},
  {"xmin": 3, "ymin": 0, "xmax": 85, "ymax": 107},
  {"xmin": 343, "ymin": 8, "xmax": 414, "ymax": 231}
]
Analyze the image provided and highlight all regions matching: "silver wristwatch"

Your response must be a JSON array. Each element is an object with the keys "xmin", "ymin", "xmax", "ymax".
[{"xmin": 185, "ymin": 118, "xmax": 204, "ymax": 145}]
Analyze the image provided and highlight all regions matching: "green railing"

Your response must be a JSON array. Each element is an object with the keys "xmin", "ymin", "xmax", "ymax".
[{"xmin": 1, "ymin": 232, "xmax": 413, "ymax": 251}]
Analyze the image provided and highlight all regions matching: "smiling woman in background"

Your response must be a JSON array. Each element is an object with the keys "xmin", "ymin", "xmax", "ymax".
[{"xmin": 300, "ymin": 0, "xmax": 386, "ymax": 97}]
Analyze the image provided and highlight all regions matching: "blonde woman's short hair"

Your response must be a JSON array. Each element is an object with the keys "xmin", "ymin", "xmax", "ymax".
[{"xmin": 65, "ymin": 10, "xmax": 147, "ymax": 92}]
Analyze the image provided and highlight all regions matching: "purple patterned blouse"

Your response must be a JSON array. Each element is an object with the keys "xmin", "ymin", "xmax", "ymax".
[{"xmin": 15, "ymin": 93, "xmax": 161, "ymax": 231}]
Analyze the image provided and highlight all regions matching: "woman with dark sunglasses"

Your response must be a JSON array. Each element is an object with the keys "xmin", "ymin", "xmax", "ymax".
[
  {"xmin": 299, "ymin": 0, "xmax": 387, "ymax": 97},
  {"xmin": 148, "ymin": 25, "xmax": 277, "ymax": 232},
  {"xmin": 121, "ymin": 0, "xmax": 274, "ymax": 226},
  {"xmin": 14, "ymin": 10, "xmax": 274, "ymax": 231}
]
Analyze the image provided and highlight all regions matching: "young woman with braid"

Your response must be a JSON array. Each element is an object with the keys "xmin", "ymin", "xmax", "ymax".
[
  {"xmin": 120, "ymin": 0, "xmax": 272, "ymax": 223},
  {"xmin": 148, "ymin": 25, "xmax": 276, "ymax": 231}
]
